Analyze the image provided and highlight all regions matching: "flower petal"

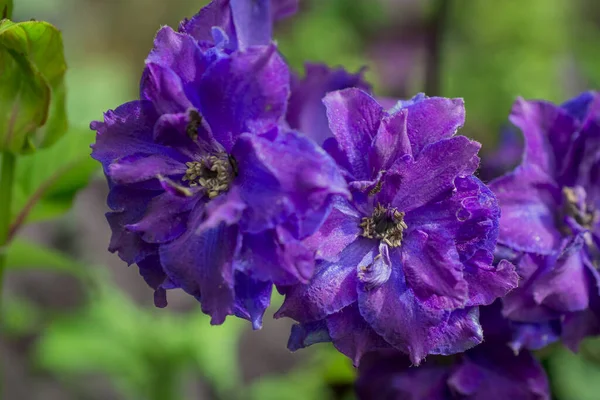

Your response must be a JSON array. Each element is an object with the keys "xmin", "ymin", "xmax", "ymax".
[
  {"xmin": 287, "ymin": 320, "xmax": 331, "ymax": 351},
  {"xmin": 389, "ymin": 136, "xmax": 481, "ymax": 212},
  {"xmin": 159, "ymin": 209, "xmax": 240, "ymax": 325},
  {"xmin": 178, "ymin": 0, "xmax": 236, "ymax": 45},
  {"xmin": 275, "ymin": 238, "xmax": 376, "ymax": 322},
  {"xmin": 323, "ymin": 88, "xmax": 384, "ymax": 180},
  {"xmin": 490, "ymin": 163, "xmax": 561, "ymax": 254},
  {"xmin": 287, "ymin": 64, "xmax": 370, "ymax": 145},
  {"xmin": 233, "ymin": 271, "xmax": 272, "ymax": 330},
  {"xmin": 198, "ymin": 45, "xmax": 289, "ymax": 151},
  {"xmin": 369, "ymin": 108, "xmax": 411, "ymax": 172},
  {"xmin": 326, "ymin": 303, "xmax": 391, "ymax": 366},
  {"xmin": 233, "ymin": 130, "xmax": 348, "ymax": 235},
  {"xmin": 401, "ymin": 230, "xmax": 468, "ymax": 310},
  {"xmin": 108, "ymin": 154, "xmax": 187, "ymax": 185},
  {"xmin": 230, "ymin": 0, "xmax": 272, "ymax": 49},
  {"xmin": 141, "ymin": 63, "xmax": 194, "ymax": 114}
]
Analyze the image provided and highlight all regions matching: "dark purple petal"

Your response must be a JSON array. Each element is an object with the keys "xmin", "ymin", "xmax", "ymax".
[
  {"xmin": 141, "ymin": 63, "xmax": 194, "ymax": 114},
  {"xmin": 509, "ymin": 321, "xmax": 561, "ymax": 353},
  {"xmin": 287, "ymin": 64, "xmax": 370, "ymax": 145},
  {"xmin": 233, "ymin": 130, "xmax": 349, "ymax": 235},
  {"xmin": 490, "ymin": 163, "xmax": 562, "ymax": 254},
  {"xmin": 400, "ymin": 95, "xmax": 466, "ymax": 157},
  {"xmin": 233, "ymin": 271, "xmax": 272, "ymax": 330},
  {"xmin": 275, "ymin": 238, "xmax": 376, "ymax": 322},
  {"xmin": 429, "ymin": 307, "xmax": 483, "ymax": 356},
  {"xmin": 287, "ymin": 320, "xmax": 331, "ymax": 351},
  {"xmin": 91, "ymin": 101, "xmax": 160, "ymax": 167},
  {"xmin": 356, "ymin": 351, "xmax": 451, "ymax": 400},
  {"xmin": 401, "ymin": 230, "xmax": 468, "ymax": 310},
  {"xmin": 198, "ymin": 45, "xmax": 289, "ymax": 151},
  {"xmin": 326, "ymin": 304, "xmax": 391, "ymax": 366},
  {"xmin": 448, "ymin": 344, "xmax": 550, "ymax": 400},
  {"xmin": 388, "ymin": 136, "xmax": 481, "ymax": 212},
  {"xmin": 323, "ymin": 88, "xmax": 384, "ymax": 180},
  {"xmin": 106, "ymin": 211, "xmax": 157, "ymax": 265},
  {"xmin": 237, "ymin": 227, "xmax": 314, "ymax": 286},
  {"xmin": 159, "ymin": 208, "xmax": 240, "ymax": 325},
  {"xmin": 463, "ymin": 254, "xmax": 518, "ymax": 307},
  {"xmin": 196, "ymin": 187, "xmax": 246, "ymax": 231},
  {"xmin": 153, "ymin": 112, "xmax": 212, "ymax": 158},
  {"xmin": 137, "ymin": 255, "xmax": 172, "ymax": 308},
  {"xmin": 126, "ymin": 192, "xmax": 200, "ymax": 243}
]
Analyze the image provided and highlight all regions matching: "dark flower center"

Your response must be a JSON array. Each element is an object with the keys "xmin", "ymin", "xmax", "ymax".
[
  {"xmin": 360, "ymin": 204, "xmax": 407, "ymax": 247},
  {"xmin": 182, "ymin": 152, "xmax": 237, "ymax": 199},
  {"xmin": 563, "ymin": 186, "xmax": 598, "ymax": 230}
]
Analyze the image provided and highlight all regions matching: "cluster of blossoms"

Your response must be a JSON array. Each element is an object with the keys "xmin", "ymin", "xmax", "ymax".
[{"xmin": 90, "ymin": 0, "xmax": 599, "ymax": 398}]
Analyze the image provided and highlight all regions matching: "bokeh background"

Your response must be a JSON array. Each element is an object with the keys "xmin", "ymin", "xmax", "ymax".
[{"xmin": 2, "ymin": 0, "xmax": 600, "ymax": 399}]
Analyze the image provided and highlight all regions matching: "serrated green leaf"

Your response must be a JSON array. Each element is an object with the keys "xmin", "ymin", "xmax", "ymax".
[
  {"xmin": 3, "ymin": 238, "xmax": 82, "ymax": 274},
  {"xmin": 0, "ymin": 19, "xmax": 67, "ymax": 153},
  {"xmin": 10, "ymin": 128, "xmax": 98, "ymax": 230}
]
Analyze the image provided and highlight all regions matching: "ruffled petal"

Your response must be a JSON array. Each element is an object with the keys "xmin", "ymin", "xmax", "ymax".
[
  {"xmin": 509, "ymin": 321, "xmax": 561, "ymax": 353},
  {"xmin": 159, "ymin": 208, "xmax": 240, "ymax": 325},
  {"xmin": 389, "ymin": 136, "xmax": 481, "ymax": 213},
  {"xmin": 323, "ymin": 88, "xmax": 384, "ymax": 180},
  {"xmin": 401, "ymin": 230, "xmax": 468, "ymax": 310},
  {"xmin": 233, "ymin": 130, "xmax": 348, "ymax": 235},
  {"xmin": 287, "ymin": 64, "xmax": 370, "ymax": 145},
  {"xmin": 233, "ymin": 271, "xmax": 272, "ymax": 330},
  {"xmin": 301, "ymin": 196, "xmax": 361, "ymax": 262},
  {"xmin": 490, "ymin": 163, "xmax": 562, "ymax": 254},
  {"xmin": 357, "ymin": 250, "xmax": 476, "ymax": 364},
  {"xmin": 126, "ymin": 191, "xmax": 200, "ymax": 243},
  {"xmin": 91, "ymin": 101, "xmax": 161, "ymax": 167},
  {"xmin": 197, "ymin": 45, "xmax": 289, "ymax": 151},
  {"xmin": 400, "ymin": 95, "xmax": 466, "ymax": 157},
  {"xmin": 275, "ymin": 238, "xmax": 376, "ymax": 322},
  {"xmin": 463, "ymin": 253, "xmax": 519, "ymax": 307},
  {"xmin": 326, "ymin": 303, "xmax": 391, "ymax": 366},
  {"xmin": 237, "ymin": 227, "xmax": 314, "ymax": 286},
  {"xmin": 107, "ymin": 154, "xmax": 187, "ymax": 185},
  {"xmin": 178, "ymin": 0, "xmax": 236, "ymax": 45}
]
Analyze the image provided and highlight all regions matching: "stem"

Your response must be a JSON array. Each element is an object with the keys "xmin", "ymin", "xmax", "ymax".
[
  {"xmin": 424, "ymin": 0, "xmax": 451, "ymax": 96},
  {"xmin": 0, "ymin": 151, "xmax": 16, "ymax": 304}
]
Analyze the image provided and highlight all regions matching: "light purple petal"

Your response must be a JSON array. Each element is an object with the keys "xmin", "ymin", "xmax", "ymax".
[
  {"xmin": 275, "ymin": 238, "xmax": 376, "ymax": 322},
  {"xmin": 389, "ymin": 136, "xmax": 481, "ymax": 212},
  {"xmin": 141, "ymin": 63, "xmax": 194, "ymax": 114},
  {"xmin": 178, "ymin": 0, "xmax": 236, "ymax": 45},
  {"xmin": 490, "ymin": 163, "xmax": 562, "ymax": 254},
  {"xmin": 107, "ymin": 154, "xmax": 187, "ymax": 185},
  {"xmin": 323, "ymin": 88, "xmax": 384, "ymax": 180},
  {"xmin": 230, "ymin": 0, "xmax": 272, "ymax": 49},
  {"xmin": 369, "ymin": 109, "xmax": 411, "ymax": 172}
]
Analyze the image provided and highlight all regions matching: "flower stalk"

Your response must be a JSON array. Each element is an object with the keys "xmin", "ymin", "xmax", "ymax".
[{"xmin": 0, "ymin": 151, "xmax": 16, "ymax": 309}]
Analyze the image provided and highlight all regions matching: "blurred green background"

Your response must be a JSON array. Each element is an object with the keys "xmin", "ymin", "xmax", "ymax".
[{"xmin": 1, "ymin": 0, "xmax": 599, "ymax": 399}]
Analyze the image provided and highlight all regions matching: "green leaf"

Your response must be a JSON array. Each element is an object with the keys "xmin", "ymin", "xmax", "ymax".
[
  {"xmin": 0, "ymin": 19, "xmax": 67, "ymax": 153},
  {"xmin": 547, "ymin": 344, "xmax": 600, "ymax": 400},
  {"xmin": 0, "ymin": 0, "xmax": 13, "ymax": 19},
  {"xmin": 10, "ymin": 127, "xmax": 98, "ymax": 229},
  {"xmin": 3, "ymin": 238, "xmax": 82, "ymax": 274}
]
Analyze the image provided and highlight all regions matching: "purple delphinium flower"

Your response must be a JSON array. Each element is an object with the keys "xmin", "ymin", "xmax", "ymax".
[
  {"xmin": 90, "ymin": 0, "xmax": 348, "ymax": 328},
  {"xmin": 276, "ymin": 88, "xmax": 518, "ymax": 364},
  {"xmin": 489, "ymin": 92, "xmax": 600, "ymax": 350},
  {"xmin": 355, "ymin": 303, "xmax": 550, "ymax": 400}
]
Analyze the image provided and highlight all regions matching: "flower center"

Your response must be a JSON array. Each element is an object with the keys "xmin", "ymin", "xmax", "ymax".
[
  {"xmin": 563, "ymin": 186, "xmax": 598, "ymax": 230},
  {"xmin": 360, "ymin": 204, "xmax": 407, "ymax": 247},
  {"xmin": 182, "ymin": 152, "xmax": 237, "ymax": 199}
]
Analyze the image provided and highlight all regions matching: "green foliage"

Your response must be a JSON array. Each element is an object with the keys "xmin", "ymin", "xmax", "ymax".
[
  {"xmin": 546, "ymin": 342, "xmax": 600, "ymax": 400},
  {"xmin": 10, "ymin": 128, "xmax": 98, "ymax": 228},
  {"xmin": 3, "ymin": 238, "xmax": 82, "ymax": 274},
  {"xmin": 443, "ymin": 0, "xmax": 574, "ymax": 144},
  {"xmin": 2, "ymin": 295, "xmax": 41, "ymax": 336},
  {"xmin": 0, "ymin": 19, "xmax": 67, "ymax": 153},
  {"xmin": 35, "ymin": 273, "xmax": 245, "ymax": 399}
]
